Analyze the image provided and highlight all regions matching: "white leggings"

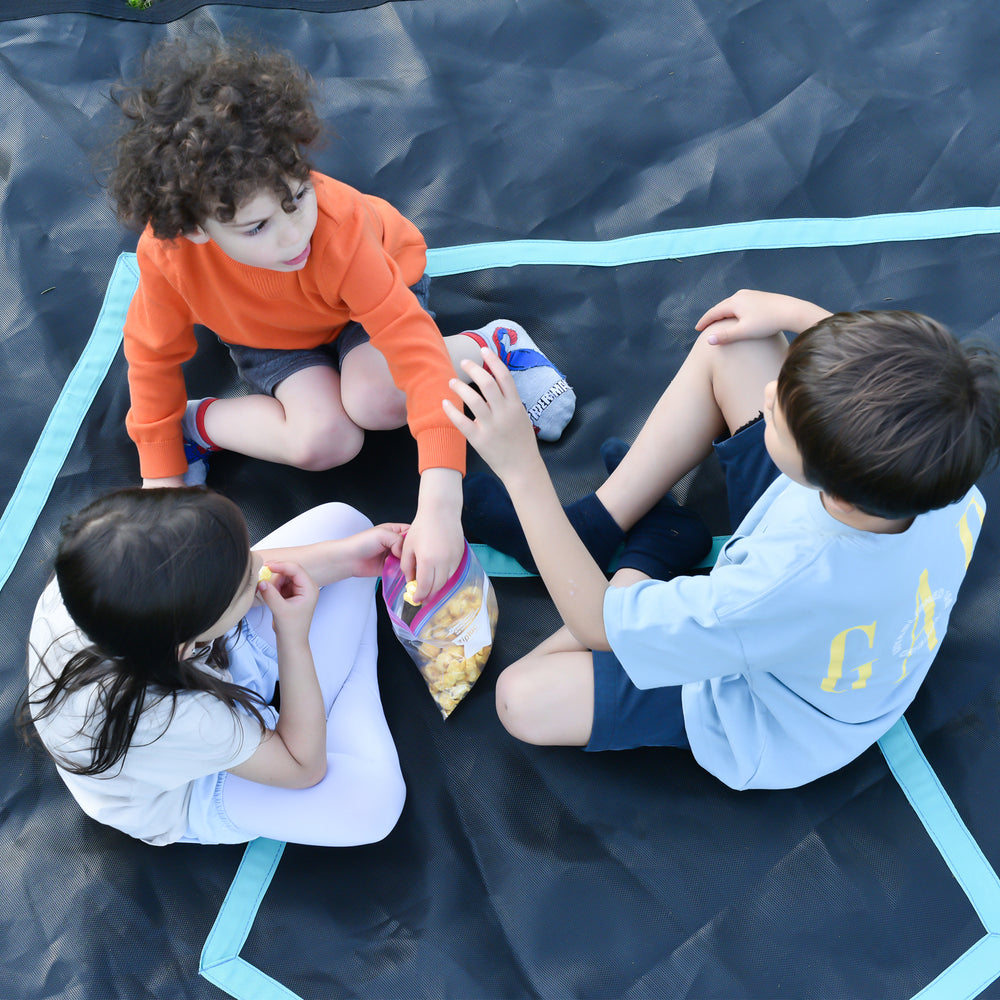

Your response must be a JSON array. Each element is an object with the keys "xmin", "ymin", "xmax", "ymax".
[{"xmin": 218, "ymin": 503, "xmax": 405, "ymax": 847}]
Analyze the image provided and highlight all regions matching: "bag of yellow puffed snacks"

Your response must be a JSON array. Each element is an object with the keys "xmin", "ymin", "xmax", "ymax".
[{"xmin": 382, "ymin": 542, "xmax": 498, "ymax": 718}]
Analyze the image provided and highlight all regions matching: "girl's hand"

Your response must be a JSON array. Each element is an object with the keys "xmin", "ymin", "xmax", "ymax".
[
  {"xmin": 695, "ymin": 289, "xmax": 830, "ymax": 345},
  {"xmin": 443, "ymin": 349, "xmax": 542, "ymax": 484},
  {"xmin": 341, "ymin": 523, "xmax": 409, "ymax": 578},
  {"xmin": 255, "ymin": 560, "xmax": 319, "ymax": 641}
]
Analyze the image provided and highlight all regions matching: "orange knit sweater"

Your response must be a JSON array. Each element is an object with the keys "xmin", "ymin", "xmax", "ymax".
[{"xmin": 124, "ymin": 172, "xmax": 465, "ymax": 479}]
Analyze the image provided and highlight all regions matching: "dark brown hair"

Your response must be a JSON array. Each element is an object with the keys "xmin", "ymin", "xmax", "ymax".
[
  {"xmin": 108, "ymin": 37, "xmax": 322, "ymax": 238},
  {"xmin": 777, "ymin": 310, "xmax": 1000, "ymax": 519},
  {"xmin": 20, "ymin": 488, "xmax": 268, "ymax": 776}
]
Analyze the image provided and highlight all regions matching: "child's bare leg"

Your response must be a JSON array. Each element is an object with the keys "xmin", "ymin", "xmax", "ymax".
[
  {"xmin": 462, "ymin": 331, "xmax": 787, "ymax": 571},
  {"xmin": 495, "ymin": 626, "xmax": 596, "ymax": 746},
  {"xmin": 202, "ymin": 365, "xmax": 364, "ymax": 469},
  {"xmin": 338, "ymin": 329, "xmax": 573, "ymax": 442},
  {"xmin": 336, "ymin": 334, "xmax": 497, "ymax": 429},
  {"xmin": 495, "ymin": 569, "xmax": 649, "ymax": 745},
  {"xmin": 595, "ymin": 331, "xmax": 789, "ymax": 531},
  {"xmin": 338, "ymin": 343, "xmax": 409, "ymax": 430}
]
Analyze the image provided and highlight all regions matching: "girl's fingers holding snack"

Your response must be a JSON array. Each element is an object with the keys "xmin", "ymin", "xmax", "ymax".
[{"xmin": 261, "ymin": 560, "xmax": 318, "ymax": 603}]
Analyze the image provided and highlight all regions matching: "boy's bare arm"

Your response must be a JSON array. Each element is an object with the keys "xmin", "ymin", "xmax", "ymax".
[
  {"xmin": 142, "ymin": 475, "xmax": 186, "ymax": 489},
  {"xmin": 696, "ymin": 289, "xmax": 832, "ymax": 345},
  {"xmin": 443, "ymin": 350, "xmax": 611, "ymax": 650}
]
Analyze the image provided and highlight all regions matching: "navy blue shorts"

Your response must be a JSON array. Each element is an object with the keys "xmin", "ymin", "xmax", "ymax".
[
  {"xmin": 586, "ymin": 650, "xmax": 689, "ymax": 751},
  {"xmin": 226, "ymin": 274, "xmax": 434, "ymax": 396},
  {"xmin": 586, "ymin": 413, "xmax": 780, "ymax": 752}
]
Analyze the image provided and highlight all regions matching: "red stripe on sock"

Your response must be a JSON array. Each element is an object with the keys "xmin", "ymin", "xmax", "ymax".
[{"xmin": 196, "ymin": 397, "xmax": 220, "ymax": 451}]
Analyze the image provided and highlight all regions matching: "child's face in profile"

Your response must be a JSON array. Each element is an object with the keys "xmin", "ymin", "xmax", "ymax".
[
  {"xmin": 187, "ymin": 179, "xmax": 318, "ymax": 272},
  {"xmin": 762, "ymin": 380, "xmax": 810, "ymax": 488},
  {"xmin": 193, "ymin": 550, "xmax": 265, "ymax": 644}
]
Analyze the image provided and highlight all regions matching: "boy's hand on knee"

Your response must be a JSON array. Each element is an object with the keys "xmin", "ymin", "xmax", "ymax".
[
  {"xmin": 696, "ymin": 289, "xmax": 830, "ymax": 345},
  {"xmin": 444, "ymin": 349, "xmax": 544, "ymax": 488}
]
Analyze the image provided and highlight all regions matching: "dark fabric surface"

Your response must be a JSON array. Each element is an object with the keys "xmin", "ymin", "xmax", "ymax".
[{"xmin": 3, "ymin": 3, "xmax": 1000, "ymax": 998}]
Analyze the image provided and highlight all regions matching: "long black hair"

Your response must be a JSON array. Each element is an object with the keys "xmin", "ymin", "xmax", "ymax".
[{"xmin": 20, "ymin": 488, "xmax": 269, "ymax": 775}]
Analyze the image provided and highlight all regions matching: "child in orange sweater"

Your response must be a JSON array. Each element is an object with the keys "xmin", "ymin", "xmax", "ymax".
[{"xmin": 109, "ymin": 38, "xmax": 575, "ymax": 598}]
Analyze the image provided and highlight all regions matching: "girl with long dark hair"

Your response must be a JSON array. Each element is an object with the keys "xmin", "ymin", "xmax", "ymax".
[{"xmin": 23, "ymin": 488, "xmax": 406, "ymax": 846}]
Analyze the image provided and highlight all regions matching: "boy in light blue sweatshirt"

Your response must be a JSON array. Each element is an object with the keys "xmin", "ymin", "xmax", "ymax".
[{"xmin": 445, "ymin": 290, "xmax": 1000, "ymax": 789}]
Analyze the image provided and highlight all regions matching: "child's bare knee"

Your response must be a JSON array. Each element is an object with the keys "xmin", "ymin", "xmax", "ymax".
[
  {"xmin": 342, "ymin": 391, "xmax": 407, "ymax": 431},
  {"xmin": 494, "ymin": 666, "xmax": 540, "ymax": 743},
  {"xmin": 287, "ymin": 422, "xmax": 364, "ymax": 470}
]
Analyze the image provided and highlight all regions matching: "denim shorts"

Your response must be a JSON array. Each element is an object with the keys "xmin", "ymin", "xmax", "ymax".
[
  {"xmin": 586, "ymin": 413, "xmax": 780, "ymax": 751},
  {"xmin": 226, "ymin": 273, "xmax": 434, "ymax": 396}
]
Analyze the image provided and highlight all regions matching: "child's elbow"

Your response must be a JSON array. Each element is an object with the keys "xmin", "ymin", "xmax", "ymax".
[
  {"xmin": 295, "ymin": 757, "xmax": 328, "ymax": 789},
  {"xmin": 568, "ymin": 621, "xmax": 609, "ymax": 652}
]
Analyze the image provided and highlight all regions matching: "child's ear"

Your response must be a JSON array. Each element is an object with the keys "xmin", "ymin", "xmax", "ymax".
[{"xmin": 183, "ymin": 226, "xmax": 211, "ymax": 245}]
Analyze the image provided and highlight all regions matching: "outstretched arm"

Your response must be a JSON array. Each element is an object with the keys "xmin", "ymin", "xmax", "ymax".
[
  {"xmin": 255, "ymin": 523, "xmax": 408, "ymax": 588},
  {"xmin": 399, "ymin": 467, "xmax": 466, "ymax": 603},
  {"xmin": 443, "ymin": 350, "xmax": 611, "ymax": 650}
]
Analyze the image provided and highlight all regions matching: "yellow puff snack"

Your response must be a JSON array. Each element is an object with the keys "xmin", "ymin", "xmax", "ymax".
[
  {"xmin": 257, "ymin": 566, "xmax": 273, "ymax": 583},
  {"xmin": 403, "ymin": 580, "xmax": 420, "ymax": 606},
  {"xmin": 411, "ymin": 584, "xmax": 499, "ymax": 718}
]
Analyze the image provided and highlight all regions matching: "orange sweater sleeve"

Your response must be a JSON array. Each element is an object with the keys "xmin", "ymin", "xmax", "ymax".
[
  {"xmin": 123, "ymin": 234, "xmax": 199, "ymax": 479},
  {"xmin": 317, "ymin": 189, "xmax": 466, "ymax": 475}
]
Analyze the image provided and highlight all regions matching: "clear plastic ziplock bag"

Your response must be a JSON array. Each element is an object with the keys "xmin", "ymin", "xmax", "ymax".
[{"xmin": 382, "ymin": 541, "xmax": 499, "ymax": 718}]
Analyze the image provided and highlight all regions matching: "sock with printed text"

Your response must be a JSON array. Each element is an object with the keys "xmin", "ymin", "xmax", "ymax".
[{"xmin": 461, "ymin": 319, "xmax": 576, "ymax": 441}]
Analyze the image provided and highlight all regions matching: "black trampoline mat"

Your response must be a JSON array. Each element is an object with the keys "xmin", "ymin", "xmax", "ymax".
[{"xmin": 4, "ymin": 3, "xmax": 1000, "ymax": 999}]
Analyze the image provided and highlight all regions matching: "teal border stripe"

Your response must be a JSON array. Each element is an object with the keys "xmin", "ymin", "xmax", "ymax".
[
  {"xmin": 878, "ymin": 718, "xmax": 1000, "ymax": 1000},
  {"xmin": 425, "ymin": 207, "xmax": 1000, "ymax": 276},
  {"xmin": 473, "ymin": 535, "xmax": 727, "ymax": 578},
  {"xmin": 5, "ymin": 212, "xmax": 1000, "ymax": 1000},
  {"xmin": 0, "ymin": 252, "xmax": 137, "ymax": 594},
  {"xmin": 199, "ymin": 839, "xmax": 298, "ymax": 999}
]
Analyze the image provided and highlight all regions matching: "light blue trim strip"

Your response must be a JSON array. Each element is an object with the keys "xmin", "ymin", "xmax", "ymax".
[
  {"xmin": 199, "ymin": 838, "xmax": 296, "ymax": 999},
  {"xmin": 0, "ymin": 252, "xmax": 138, "ymax": 594},
  {"xmin": 425, "ymin": 207, "xmax": 1000, "ymax": 276},
  {"xmin": 879, "ymin": 718, "xmax": 1000, "ymax": 1000},
  {"xmin": 473, "ymin": 536, "xmax": 728, "ymax": 579},
  {"xmin": 472, "ymin": 543, "xmax": 534, "ymax": 577},
  {"xmin": 879, "ymin": 718, "xmax": 1000, "ymax": 928},
  {"xmin": 910, "ymin": 935, "xmax": 1000, "ymax": 1000}
]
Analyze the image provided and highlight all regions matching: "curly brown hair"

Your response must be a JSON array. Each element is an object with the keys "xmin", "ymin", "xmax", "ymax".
[{"xmin": 108, "ymin": 38, "xmax": 323, "ymax": 238}]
